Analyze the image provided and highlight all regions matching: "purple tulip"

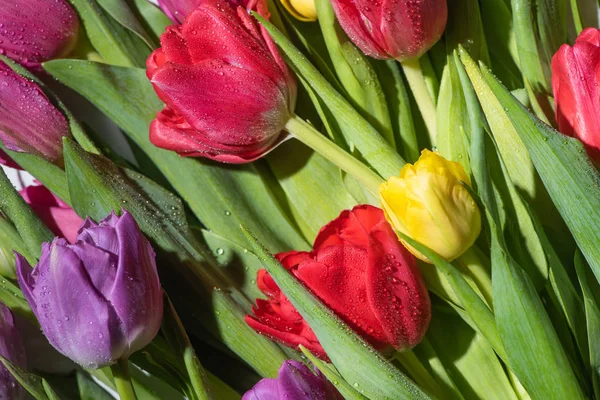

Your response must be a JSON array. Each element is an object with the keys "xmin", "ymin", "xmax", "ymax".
[
  {"xmin": 243, "ymin": 360, "xmax": 343, "ymax": 400},
  {"xmin": 0, "ymin": 303, "xmax": 26, "ymax": 399},
  {"xmin": 157, "ymin": 0, "xmax": 198, "ymax": 23},
  {"xmin": 0, "ymin": 60, "xmax": 71, "ymax": 165},
  {"xmin": 15, "ymin": 211, "xmax": 163, "ymax": 369},
  {"xmin": 0, "ymin": 0, "xmax": 79, "ymax": 69}
]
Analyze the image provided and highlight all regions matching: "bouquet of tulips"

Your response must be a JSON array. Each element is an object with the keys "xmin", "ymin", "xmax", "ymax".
[{"xmin": 0, "ymin": 0, "xmax": 599, "ymax": 398}]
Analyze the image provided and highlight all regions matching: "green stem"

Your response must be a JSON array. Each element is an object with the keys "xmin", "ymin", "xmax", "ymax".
[
  {"xmin": 111, "ymin": 359, "xmax": 138, "ymax": 400},
  {"xmin": 457, "ymin": 247, "xmax": 493, "ymax": 309},
  {"xmin": 394, "ymin": 350, "xmax": 444, "ymax": 399},
  {"xmin": 285, "ymin": 115, "xmax": 384, "ymax": 195},
  {"xmin": 400, "ymin": 58, "xmax": 438, "ymax": 145}
]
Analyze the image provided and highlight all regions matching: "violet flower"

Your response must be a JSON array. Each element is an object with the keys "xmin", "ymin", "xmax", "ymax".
[
  {"xmin": 15, "ymin": 211, "xmax": 163, "ymax": 369},
  {"xmin": 0, "ymin": 303, "xmax": 26, "ymax": 399},
  {"xmin": 243, "ymin": 360, "xmax": 343, "ymax": 400}
]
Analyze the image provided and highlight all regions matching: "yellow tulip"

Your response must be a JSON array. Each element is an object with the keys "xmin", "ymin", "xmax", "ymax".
[
  {"xmin": 280, "ymin": 0, "xmax": 317, "ymax": 21},
  {"xmin": 380, "ymin": 150, "xmax": 481, "ymax": 262}
]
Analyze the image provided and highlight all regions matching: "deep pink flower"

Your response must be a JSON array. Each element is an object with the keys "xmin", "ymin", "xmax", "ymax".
[
  {"xmin": 331, "ymin": 0, "xmax": 447, "ymax": 60},
  {"xmin": 0, "ymin": 0, "xmax": 79, "ymax": 69},
  {"xmin": 552, "ymin": 28, "xmax": 600, "ymax": 162},
  {"xmin": 20, "ymin": 184, "xmax": 83, "ymax": 244},
  {"xmin": 146, "ymin": 0, "xmax": 296, "ymax": 163}
]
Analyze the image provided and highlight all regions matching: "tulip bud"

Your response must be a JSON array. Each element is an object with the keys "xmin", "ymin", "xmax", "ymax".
[
  {"xmin": 0, "ymin": 0, "xmax": 79, "ymax": 69},
  {"xmin": 243, "ymin": 360, "xmax": 343, "ymax": 400},
  {"xmin": 245, "ymin": 205, "xmax": 431, "ymax": 358},
  {"xmin": 552, "ymin": 28, "xmax": 600, "ymax": 163},
  {"xmin": 380, "ymin": 150, "xmax": 481, "ymax": 262},
  {"xmin": 0, "ymin": 61, "xmax": 71, "ymax": 165},
  {"xmin": 157, "ymin": 0, "xmax": 198, "ymax": 23},
  {"xmin": 16, "ymin": 211, "xmax": 163, "ymax": 369},
  {"xmin": 146, "ymin": 0, "xmax": 296, "ymax": 164},
  {"xmin": 20, "ymin": 184, "xmax": 83, "ymax": 244},
  {"xmin": 280, "ymin": 0, "xmax": 317, "ymax": 22},
  {"xmin": 329, "ymin": 0, "xmax": 447, "ymax": 60},
  {"xmin": 0, "ymin": 303, "xmax": 26, "ymax": 400}
]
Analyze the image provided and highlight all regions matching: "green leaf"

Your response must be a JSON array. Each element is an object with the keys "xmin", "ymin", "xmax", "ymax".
[
  {"xmin": 0, "ymin": 356, "xmax": 58, "ymax": 400},
  {"xmin": 253, "ymin": 13, "xmax": 405, "ymax": 179},
  {"xmin": 43, "ymin": 59, "xmax": 308, "ymax": 254},
  {"xmin": 574, "ymin": 251, "xmax": 600, "ymax": 398},
  {"xmin": 96, "ymin": 0, "xmax": 157, "ymax": 48},
  {"xmin": 241, "ymin": 226, "xmax": 432, "ymax": 400},
  {"xmin": 62, "ymin": 139, "xmax": 288, "ymax": 378},
  {"xmin": 0, "ymin": 168, "xmax": 54, "ymax": 258},
  {"xmin": 68, "ymin": 0, "xmax": 151, "ymax": 67},
  {"xmin": 76, "ymin": 372, "xmax": 114, "ymax": 400},
  {"xmin": 445, "ymin": 0, "xmax": 490, "ymax": 64},
  {"xmin": 466, "ymin": 55, "xmax": 600, "ymax": 288},
  {"xmin": 314, "ymin": 0, "xmax": 394, "ymax": 147},
  {"xmin": 300, "ymin": 347, "xmax": 368, "ymax": 400},
  {"xmin": 132, "ymin": 0, "xmax": 171, "ymax": 39}
]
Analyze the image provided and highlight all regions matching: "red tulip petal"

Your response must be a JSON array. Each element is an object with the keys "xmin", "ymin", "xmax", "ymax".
[
  {"xmin": 366, "ymin": 221, "xmax": 430, "ymax": 349},
  {"xmin": 313, "ymin": 205, "xmax": 383, "ymax": 251}
]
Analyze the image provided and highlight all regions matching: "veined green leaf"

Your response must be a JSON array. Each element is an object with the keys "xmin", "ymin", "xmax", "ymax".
[
  {"xmin": 445, "ymin": 0, "xmax": 490, "ymax": 64},
  {"xmin": 241, "ymin": 227, "xmax": 432, "ymax": 400},
  {"xmin": 68, "ymin": 0, "xmax": 150, "ymax": 67}
]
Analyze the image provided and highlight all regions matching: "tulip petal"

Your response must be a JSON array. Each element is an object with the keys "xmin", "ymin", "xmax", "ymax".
[
  {"xmin": 313, "ymin": 205, "xmax": 382, "ymax": 250},
  {"xmin": 243, "ymin": 377, "xmax": 280, "ymax": 400},
  {"xmin": 366, "ymin": 222, "xmax": 430, "ymax": 349},
  {"xmin": 110, "ymin": 212, "xmax": 163, "ymax": 353},
  {"xmin": 158, "ymin": 0, "xmax": 198, "ymax": 23},
  {"xmin": 15, "ymin": 252, "xmax": 37, "ymax": 312},
  {"xmin": 0, "ymin": 61, "xmax": 70, "ymax": 163},
  {"xmin": 150, "ymin": 60, "xmax": 289, "ymax": 147},
  {"xmin": 30, "ymin": 241, "xmax": 126, "ymax": 368}
]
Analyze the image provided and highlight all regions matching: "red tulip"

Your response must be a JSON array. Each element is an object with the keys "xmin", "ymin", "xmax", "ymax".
[
  {"xmin": 20, "ymin": 184, "xmax": 83, "ymax": 244},
  {"xmin": 245, "ymin": 205, "xmax": 431, "ymax": 359},
  {"xmin": 0, "ymin": 0, "xmax": 79, "ymax": 69},
  {"xmin": 552, "ymin": 28, "xmax": 600, "ymax": 162},
  {"xmin": 330, "ymin": 0, "xmax": 447, "ymax": 60},
  {"xmin": 146, "ymin": 0, "xmax": 296, "ymax": 164}
]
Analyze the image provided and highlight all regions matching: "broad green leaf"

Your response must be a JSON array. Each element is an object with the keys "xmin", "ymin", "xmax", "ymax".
[
  {"xmin": 0, "ymin": 169, "xmax": 53, "ymax": 258},
  {"xmin": 0, "ymin": 356, "xmax": 58, "ymax": 400},
  {"xmin": 445, "ymin": 0, "xmax": 490, "ymax": 64},
  {"xmin": 300, "ymin": 347, "xmax": 368, "ymax": 400},
  {"xmin": 43, "ymin": 60, "xmax": 308, "ymax": 253},
  {"xmin": 68, "ymin": 0, "xmax": 150, "ymax": 67},
  {"xmin": 437, "ymin": 58, "xmax": 471, "ymax": 175},
  {"xmin": 76, "ymin": 372, "xmax": 114, "ymax": 400},
  {"xmin": 132, "ymin": 0, "xmax": 171, "ymax": 39},
  {"xmin": 574, "ymin": 251, "xmax": 600, "ymax": 398},
  {"xmin": 490, "ymin": 233, "xmax": 585, "ymax": 400},
  {"xmin": 314, "ymin": 0, "xmax": 394, "ymax": 146},
  {"xmin": 62, "ymin": 139, "xmax": 287, "ymax": 377},
  {"xmin": 510, "ymin": 0, "xmax": 566, "ymax": 93},
  {"xmin": 254, "ymin": 14, "xmax": 405, "ymax": 179},
  {"xmin": 426, "ymin": 303, "xmax": 518, "ymax": 400},
  {"xmin": 372, "ymin": 60, "xmax": 419, "ymax": 162},
  {"xmin": 267, "ymin": 142, "xmax": 357, "ymax": 241},
  {"xmin": 467, "ymin": 57, "xmax": 600, "ymax": 289},
  {"xmin": 241, "ymin": 227, "xmax": 432, "ymax": 400},
  {"xmin": 410, "ymin": 339, "xmax": 464, "ymax": 400},
  {"xmin": 96, "ymin": 0, "xmax": 157, "ymax": 48}
]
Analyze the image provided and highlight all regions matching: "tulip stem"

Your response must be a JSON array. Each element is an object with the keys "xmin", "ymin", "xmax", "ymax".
[
  {"xmin": 400, "ymin": 58, "xmax": 437, "ymax": 144},
  {"xmin": 393, "ymin": 350, "xmax": 444, "ymax": 399},
  {"xmin": 285, "ymin": 115, "xmax": 384, "ymax": 195},
  {"xmin": 457, "ymin": 247, "xmax": 493, "ymax": 309},
  {"xmin": 111, "ymin": 359, "xmax": 138, "ymax": 400}
]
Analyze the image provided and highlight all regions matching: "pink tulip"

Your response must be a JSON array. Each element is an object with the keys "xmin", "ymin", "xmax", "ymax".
[
  {"xmin": 0, "ymin": 60, "xmax": 71, "ymax": 165},
  {"xmin": 20, "ymin": 184, "xmax": 83, "ymax": 244},
  {"xmin": 331, "ymin": 0, "xmax": 447, "ymax": 60},
  {"xmin": 0, "ymin": 0, "xmax": 79, "ymax": 69},
  {"xmin": 146, "ymin": 0, "xmax": 296, "ymax": 163}
]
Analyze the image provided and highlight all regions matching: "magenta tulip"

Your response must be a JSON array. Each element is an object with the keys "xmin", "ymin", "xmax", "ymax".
[
  {"xmin": 0, "ymin": 61, "xmax": 71, "ymax": 165},
  {"xmin": 0, "ymin": 0, "xmax": 79, "ymax": 68},
  {"xmin": 146, "ymin": 0, "xmax": 296, "ymax": 163},
  {"xmin": 16, "ymin": 211, "xmax": 163, "ymax": 369},
  {"xmin": 331, "ymin": 0, "xmax": 447, "ymax": 60}
]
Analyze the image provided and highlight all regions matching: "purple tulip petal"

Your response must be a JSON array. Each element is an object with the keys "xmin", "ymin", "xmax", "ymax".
[
  {"xmin": 0, "ymin": 304, "xmax": 26, "ymax": 399},
  {"xmin": 242, "ymin": 378, "xmax": 280, "ymax": 400},
  {"xmin": 69, "ymin": 243, "xmax": 118, "ymax": 298}
]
